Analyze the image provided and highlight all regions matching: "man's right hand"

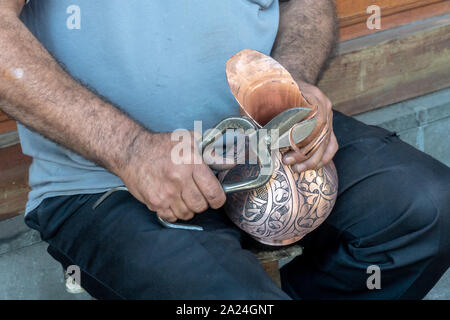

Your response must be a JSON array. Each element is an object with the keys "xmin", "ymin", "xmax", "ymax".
[
  {"xmin": 119, "ymin": 131, "xmax": 226, "ymax": 223},
  {"xmin": 0, "ymin": 2, "xmax": 226, "ymax": 223}
]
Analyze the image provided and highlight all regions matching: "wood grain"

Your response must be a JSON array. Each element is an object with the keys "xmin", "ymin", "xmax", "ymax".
[
  {"xmin": 0, "ymin": 120, "xmax": 17, "ymax": 135},
  {"xmin": 339, "ymin": 1, "xmax": 450, "ymax": 41},
  {"xmin": 0, "ymin": 130, "xmax": 19, "ymax": 149},
  {"xmin": 319, "ymin": 14, "xmax": 450, "ymax": 115},
  {"xmin": 336, "ymin": 0, "xmax": 444, "ymax": 27},
  {"xmin": 0, "ymin": 110, "xmax": 17, "ymax": 134},
  {"xmin": 0, "ymin": 110, "xmax": 8, "ymax": 122},
  {"xmin": 261, "ymin": 261, "xmax": 281, "ymax": 287},
  {"xmin": 0, "ymin": 144, "xmax": 31, "ymax": 221}
]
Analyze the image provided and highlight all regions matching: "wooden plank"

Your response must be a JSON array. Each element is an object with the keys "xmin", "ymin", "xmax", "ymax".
[
  {"xmin": 1, "ymin": 109, "xmax": 17, "ymax": 134},
  {"xmin": 0, "ymin": 109, "xmax": 9, "ymax": 120},
  {"xmin": 0, "ymin": 130, "xmax": 19, "ymax": 149},
  {"xmin": 0, "ymin": 110, "xmax": 17, "ymax": 135},
  {"xmin": 0, "ymin": 119, "xmax": 17, "ymax": 135},
  {"xmin": 261, "ymin": 260, "xmax": 281, "ymax": 287},
  {"xmin": 251, "ymin": 244, "xmax": 303, "ymax": 263},
  {"xmin": 319, "ymin": 14, "xmax": 450, "ymax": 115},
  {"xmin": 339, "ymin": 1, "xmax": 450, "ymax": 41},
  {"xmin": 336, "ymin": 0, "xmax": 444, "ymax": 27},
  {"xmin": 0, "ymin": 144, "xmax": 31, "ymax": 221}
]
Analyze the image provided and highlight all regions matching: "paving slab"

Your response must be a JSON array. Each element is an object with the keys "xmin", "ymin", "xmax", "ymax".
[
  {"xmin": 355, "ymin": 88, "xmax": 450, "ymax": 167},
  {"xmin": 0, "ymin": 241, "xmax": 90, "ymax": 300},
  {"xmin": 0, "ymin": 215, "xmax": 40, "ymax": 256}
]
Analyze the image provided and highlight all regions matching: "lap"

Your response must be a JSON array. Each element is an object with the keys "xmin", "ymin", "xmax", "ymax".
[
  {"xmin": 27, "ymin": 191, "xmax": 288, "ymax": 299},
  {"xmin": 329, "ymin": 110, "xmax": 450, "ymax": 241},
  {"xmin": 279, "ymin": 111, "xmax": 450, "ymax": 299},
  {"xmin": 27, "ymin": 110, "xmax": 450, "ymax": 299}
]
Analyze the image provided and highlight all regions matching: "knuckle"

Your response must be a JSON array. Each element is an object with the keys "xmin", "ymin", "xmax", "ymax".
[
  {"xmin": 307, "ymin": 157, "xmax": 320, "ymax": 168},
  {"xmin": 180, "ymin": 211, "xmax": 195, "ymax": 221},
  {"xmin": 166, "ymin": 216, "xmax": 177, "ymax": 223},
  {"xmin": 149, "ymin": 196, "xmax": 163, "ymax": 208},
  {"xmin": 168, "ymin": 170, "xmax": 183, "ymax": 182},
  {"xmin": 210, "ymin": 192, "xmax": 226, "ymax": 209},
  {"xmin": 183, "ymin": 188, "xmax": 209, "ymax": 213},
  {"xmin": 193, "ymin": 201, "xmax": 208, "ymax": 213},
  {"xmin": 204, "ymin": 191, "xmax": 217, "ymax": 202},
  {"xmin": 322, "ymin": 154, "xmax": 332, "ymax": 164},
  {"xmin": 185, "ymin": 195, "xmax": 208, "ymax": 213},
  {"xmin": 158, "ymin": 211, "xmax": 176, "ymax": 222},
  {"xmin": 205, "ymin": 186, "xmax": 221, "ymax": 200},
  {"xmin": 165, "ymin": 188, "xmax": 178, "ymax": 199}
]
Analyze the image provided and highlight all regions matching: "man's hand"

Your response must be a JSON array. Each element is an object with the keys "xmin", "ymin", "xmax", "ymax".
[
  {"xmin": 272, "ymin": 0, "xmax": 338, "ymax": 173},
  {"xmin": 120, "ymin": 131, "xmax": 226, "ymax": 222},
  {"xmin": 282, "ymin": 80, "xmax": 338, "ymax": 173},
  {"xmin": 0, "ymin": 4, "xmax": 225, "ymax": 223}
]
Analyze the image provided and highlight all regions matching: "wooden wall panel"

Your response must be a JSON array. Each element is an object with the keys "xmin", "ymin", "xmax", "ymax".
[
  {"xmin": 0, "ymin": 120, "xmax": 17, "ymax": 135},
  {"xmin": 319, "ymin": 14, "xmax": 450, "ymax": 115},
  {"xmin": 0, "ymin": 144, "xmax": 31, "ymax": 221},
  {"xmin": 336, "ymin": 0, "xmax": 444, "ymax": 27},
  {"xmin": 0, "ymin": 110, "xmax": 17, "ymax": 135},
  {"xmin": 339, "ymin": 1, "xmax": 450, "ymax": 41},
  {"xmin": 0, "ymin": 110, "xmax": 8, "ymax": 122}
]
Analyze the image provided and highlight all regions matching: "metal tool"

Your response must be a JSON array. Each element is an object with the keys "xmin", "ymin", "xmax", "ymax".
[{"xmin": 92, "ymin": 107, "xmax": 316, "ymax": 231}]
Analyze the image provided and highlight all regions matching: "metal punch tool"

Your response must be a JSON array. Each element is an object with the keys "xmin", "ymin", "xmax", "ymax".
[{"xmin": 92, "ymin": 107, "xmax": 316, "ymax": 231}]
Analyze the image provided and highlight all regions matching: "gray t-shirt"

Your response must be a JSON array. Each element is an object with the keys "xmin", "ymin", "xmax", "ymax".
[{"xmin": 19, "ymin": 0, "xmax": 279, "ymax": 214}]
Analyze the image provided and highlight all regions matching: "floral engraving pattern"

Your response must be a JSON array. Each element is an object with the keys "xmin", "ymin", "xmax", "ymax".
[{"xmin": 221, "ymin": 155, "xmax": 338, "ymax": 245}]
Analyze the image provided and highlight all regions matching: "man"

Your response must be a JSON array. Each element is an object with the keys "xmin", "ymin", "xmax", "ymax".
[{"xmin": 0, "ymin": 0, "xmax": 449, "ymax": 299}]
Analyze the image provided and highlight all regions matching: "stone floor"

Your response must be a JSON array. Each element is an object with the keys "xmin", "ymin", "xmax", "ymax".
[
  {"xmin": 354, "ymin": 88, "xmax": 450, "ymax": 167},
  {"xmin": 0, "ymin": 88, "xmax": 449, "ymax": 300}
]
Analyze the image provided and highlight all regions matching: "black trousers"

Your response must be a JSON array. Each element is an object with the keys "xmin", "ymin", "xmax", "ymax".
[{"xmin": 25, "ymin": 111, "xmax": 450, "ymax": 299}]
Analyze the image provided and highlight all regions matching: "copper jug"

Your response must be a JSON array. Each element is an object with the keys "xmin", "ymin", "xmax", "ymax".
[{"xmin": 219, "ymin": 49, "xmax": 338, "ymax": 246}]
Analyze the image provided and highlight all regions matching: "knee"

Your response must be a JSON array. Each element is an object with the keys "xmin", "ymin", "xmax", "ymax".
[
  {"xmin": 406, "ymin": 164, "xmax": 450, "ymax": 226},
  {"xmin": 394, "ymin": 166, "xmax": 447, "ymax": 230},
  {"xmin": 388, "ymin": 165, "xmax": 450, "ymax": 254},
  {"xmin": 346, "ymin": 166, "xmax": 445, "ymax": 248},
  {"xmin": 412, "ymin": 172, "xmax": 450, "ymax": 264}
]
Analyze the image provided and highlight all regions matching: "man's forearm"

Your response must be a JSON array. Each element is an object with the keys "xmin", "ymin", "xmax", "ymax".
[
  {"xmin": 0, "ymin": 8, "xmax": 149, "ymax": 176},
  {"xmin": 272, "ymin": 0, "xmax": 338, "ymax": 84}
]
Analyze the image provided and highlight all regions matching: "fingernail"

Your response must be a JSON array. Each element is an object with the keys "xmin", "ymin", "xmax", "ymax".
[
  {"xmin": 293, "ymin": 164, "xmax": 306, "ymax": 173},
  {"xmin": 283, "ymin": 156, "xmax": 295, "ymax": 165}
]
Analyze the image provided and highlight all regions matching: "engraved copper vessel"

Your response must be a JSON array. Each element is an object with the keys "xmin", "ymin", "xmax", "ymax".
[{"xmin": 219, "ymin": 49, "xmax": 338, "ymax": 246}]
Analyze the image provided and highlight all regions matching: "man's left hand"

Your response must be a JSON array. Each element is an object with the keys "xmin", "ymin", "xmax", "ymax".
[{"xmin": 282, "ymin": 80, "xmax": 339, "ymax": 173}]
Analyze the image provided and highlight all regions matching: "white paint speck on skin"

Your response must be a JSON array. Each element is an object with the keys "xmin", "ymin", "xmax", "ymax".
[{"xmin": 11, "ymin": 68, "xmax": 24, "ymax": 79}]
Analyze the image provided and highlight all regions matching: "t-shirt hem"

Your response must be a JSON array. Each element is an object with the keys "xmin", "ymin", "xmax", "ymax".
[{"xmin": 25, "ymin": 185, "xmax": 126, "ymax": 215}]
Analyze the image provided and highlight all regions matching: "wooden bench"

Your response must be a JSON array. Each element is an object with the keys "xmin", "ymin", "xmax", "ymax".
[{"xmin": 250, "ymin": 244, "xmax": 303, "ymax": 287}]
